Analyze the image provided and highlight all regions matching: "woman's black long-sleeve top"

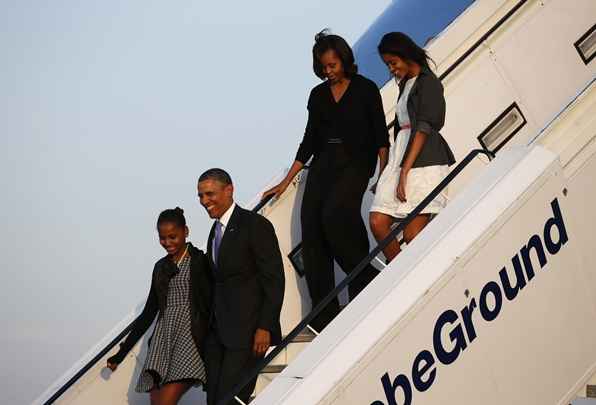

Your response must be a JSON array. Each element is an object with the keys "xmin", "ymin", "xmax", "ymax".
[
  {"xmin": 295, "ymin": 74, "xmax": 390, "ymax": 178},
  {"xmin": 108, "ymin": 243, "xmax": 211, "ymax": 365}
]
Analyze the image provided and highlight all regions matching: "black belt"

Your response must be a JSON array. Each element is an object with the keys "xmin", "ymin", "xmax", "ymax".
[{"xmin": 326, "ymin": 138, "xmax": 343, "ymax": 144}]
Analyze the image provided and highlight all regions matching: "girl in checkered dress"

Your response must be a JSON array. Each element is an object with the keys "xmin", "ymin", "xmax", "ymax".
[{"xmin": 107, "ymin": 207, "xmax": 211, "ymax": 405}]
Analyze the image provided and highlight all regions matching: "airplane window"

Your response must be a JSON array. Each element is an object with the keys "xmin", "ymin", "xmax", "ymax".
[
  {"xmin": 477, "ymin": 102, "xmax": 527, "ymax": 154},
  {"xmin": 574, "ymin": 23, "xmax": 596, "ymax": 65}
]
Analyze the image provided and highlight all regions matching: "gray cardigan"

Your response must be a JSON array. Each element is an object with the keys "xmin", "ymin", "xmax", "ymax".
[{"xmin": 396, "ymin": 66, "xmax": 455, "ymax": 168}]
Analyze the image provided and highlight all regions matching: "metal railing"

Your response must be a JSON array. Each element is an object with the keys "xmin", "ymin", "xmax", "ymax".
[
  {"xmin": 42, "ymin": 324, "xmax": 135, "ymax": 404},
  {"xmin": 218, "ymin": 148, "xmax": 494, "ymax": 405}
]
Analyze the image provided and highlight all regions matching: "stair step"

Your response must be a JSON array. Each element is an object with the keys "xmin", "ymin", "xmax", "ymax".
[
  {"xmin": 252, "ymin": 328, "xmax": 316, "ymax": 398},
  {"xmin": 266, "ymin": 330, "xmax": 314, "ymax": 367},
  {"xmin": 261, "ymin": 364, "xmax": 285, "ymax": 374},
  {"xmin": 572, "ymin": 399, "xmax": 596, "ymax": 405},
  {"xmin": 254, "ymin": 365, "xmax": 285, "ymax": 397},
  {"xmin": 289, "ymin": 330, "xmax": 316, "ymax": 343}
]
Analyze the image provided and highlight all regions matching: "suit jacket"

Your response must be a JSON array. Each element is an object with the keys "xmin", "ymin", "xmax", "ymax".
[{"xmin": 207, "ymin": 205, "xmax": 285, "ymax": 349}]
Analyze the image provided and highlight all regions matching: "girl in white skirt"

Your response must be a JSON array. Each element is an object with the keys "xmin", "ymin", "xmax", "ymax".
[{"xmin": 370, "ymin": 32, "xmax": 455, "ymax": 263}]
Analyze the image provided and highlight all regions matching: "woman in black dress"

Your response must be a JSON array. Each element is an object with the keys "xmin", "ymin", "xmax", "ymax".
[
  {"xmin": 263, "ymin": 31, "xmax": 389, "ymax": 331},
  {"xmin": 107, "ymin": 208, "xmax": 211, "ymax": 405}
]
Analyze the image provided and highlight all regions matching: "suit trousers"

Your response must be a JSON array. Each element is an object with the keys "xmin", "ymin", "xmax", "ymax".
[
  {"xmin": 204, "ymin": 326, "xmax": 259, "ymax": 405},
  {"xmin": 300, "ymin": 145, "xmax": 379, "ymax": 332}
]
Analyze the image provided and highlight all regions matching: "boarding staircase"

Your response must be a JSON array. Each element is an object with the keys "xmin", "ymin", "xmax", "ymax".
[
  {"xmin": 35, "ymin": 0, "xmax": 596, "ymax": 403},
  {"xmin": 227, "ymin": 145, "xmax": 596, "ymax": 405},
  {"xmin": 35, "ymin": 142, "xmax": 596, "ymax": 405}
]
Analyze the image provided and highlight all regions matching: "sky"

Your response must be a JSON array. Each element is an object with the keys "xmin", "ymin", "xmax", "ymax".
[{"xmin": 0, "ymin": 1, "xmax": 390, "ymax": 403}]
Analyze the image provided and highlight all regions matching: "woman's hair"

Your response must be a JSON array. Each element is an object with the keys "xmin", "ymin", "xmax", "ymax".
[
  {"xmin": 157, "ymin": 207, "xmax": 186, "ymax": 229},
  {"xmin": 312, "ymin": 29, "xmax": 358, "ymax": 80},
  {"xmin": 377, "ymin": 32, "xmax": 434, "ymax": 70}
]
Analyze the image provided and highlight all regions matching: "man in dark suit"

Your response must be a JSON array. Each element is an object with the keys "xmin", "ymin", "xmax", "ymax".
[{"xmin": 197, "ymin": 168, "xmax": 285, "ymax": 405}]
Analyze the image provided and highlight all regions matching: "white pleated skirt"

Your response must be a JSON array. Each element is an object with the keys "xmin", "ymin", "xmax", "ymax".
[{"xmin": 370, "ymin": 127, "xmax": 449, "ymax": 218}]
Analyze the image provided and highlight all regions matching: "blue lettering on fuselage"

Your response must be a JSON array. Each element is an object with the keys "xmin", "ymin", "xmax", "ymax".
[{"xmin": 371, "ymin": 198, "xmax": 568, "ymax": 405}]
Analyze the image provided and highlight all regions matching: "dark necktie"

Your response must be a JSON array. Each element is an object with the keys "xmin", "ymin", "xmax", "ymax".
[{"xmin": 213, "ymin": 220, "xmax": 223, "ymax": 266}]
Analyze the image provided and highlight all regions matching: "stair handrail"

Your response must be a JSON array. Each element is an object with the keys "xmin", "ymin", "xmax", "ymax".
[{"xmin": 218, "ymin": 147, "xmax": 495, "ymax": 405}]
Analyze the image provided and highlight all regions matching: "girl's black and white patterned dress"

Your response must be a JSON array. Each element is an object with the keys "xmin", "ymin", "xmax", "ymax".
[{"xmin": 135, "ymin": 255, "xmax": 206, "ymax": 392}]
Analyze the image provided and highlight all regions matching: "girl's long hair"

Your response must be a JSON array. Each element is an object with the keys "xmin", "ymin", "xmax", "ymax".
[{"xmin": 378, "ymin": 32, "xmax": 434, "ymax": 70}]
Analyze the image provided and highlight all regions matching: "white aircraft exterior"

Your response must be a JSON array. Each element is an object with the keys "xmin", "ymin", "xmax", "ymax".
[{"xmin": 36, "ymin": 0, "xmax": 596, "ymax": 404}]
